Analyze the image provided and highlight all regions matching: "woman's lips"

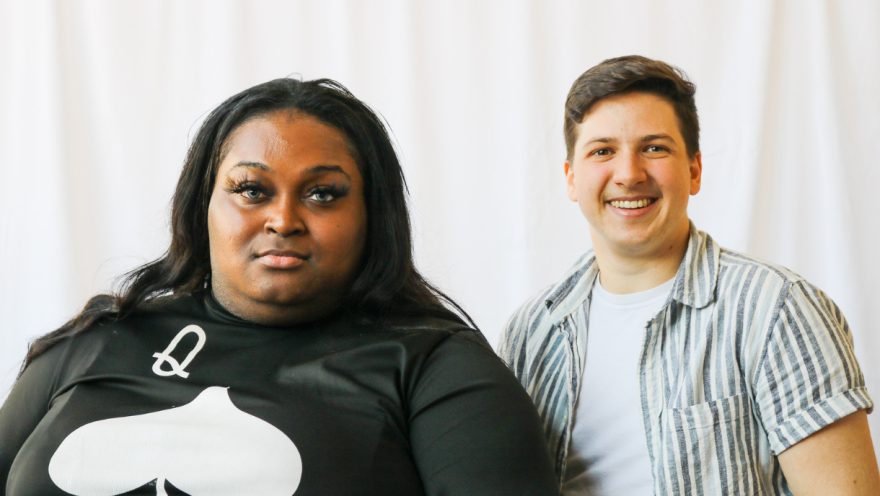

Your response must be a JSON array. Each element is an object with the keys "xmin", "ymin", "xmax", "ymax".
[{"xmin": 256, "ymin": 251, "xmax": 307, "ymax": 269}]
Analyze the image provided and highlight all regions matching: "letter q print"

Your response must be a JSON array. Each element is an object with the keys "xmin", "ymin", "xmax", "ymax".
[{"xmin": 152, "ymin": 325, "xmax": 207, "ymax": 379}]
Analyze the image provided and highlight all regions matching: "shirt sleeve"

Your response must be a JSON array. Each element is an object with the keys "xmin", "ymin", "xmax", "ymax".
[
  {"xmin": 0, "ymin": 341, "xmax": 66, "ymax": 493},
  {"xmin": 753, "ymin": 280, "xmax": 873, "ymax": 455},
  {"xmin": 407, "ymin": 331, "xmax": 559, "ymax": 496},
  {"xmin": 497, "ymin": 286, "xmax": 554, "ymax": 383}
]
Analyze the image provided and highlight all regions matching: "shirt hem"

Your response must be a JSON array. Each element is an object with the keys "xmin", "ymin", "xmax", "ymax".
[{"xmin": 768, "ymin": 386, "xmax": 873, "ymax": 455}]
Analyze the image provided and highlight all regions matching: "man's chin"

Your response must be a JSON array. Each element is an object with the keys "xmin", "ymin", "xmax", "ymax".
[
  {"xmin": 591, "ymin": 227, "xmax": 655, "ymax": 254},
  {"xmin": 614, "ymin": 239, "xmax": 657, "ymax": 257}
]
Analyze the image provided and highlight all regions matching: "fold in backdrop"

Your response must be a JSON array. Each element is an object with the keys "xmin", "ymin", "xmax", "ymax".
[{"xmin": 1, "ymin": 0, "xmax": 878, "ymax": 459}]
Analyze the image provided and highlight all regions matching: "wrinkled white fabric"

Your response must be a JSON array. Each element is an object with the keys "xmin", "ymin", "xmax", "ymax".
[{"xmin": 1, "ymin": 0, "xmax": 878, "ymax": 458}]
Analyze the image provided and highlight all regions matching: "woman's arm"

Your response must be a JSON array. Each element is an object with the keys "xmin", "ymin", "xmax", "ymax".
[
  {"xmin": 0, "ymin": 351, "xmax": 59, "ymax": 493},
  {"xmin": 407, "ymin": 331, "xmax": 559, "ymax": 496},
  {"xmin": 778, "ymin": 410, "xmax": 880, "ymax": 495}
]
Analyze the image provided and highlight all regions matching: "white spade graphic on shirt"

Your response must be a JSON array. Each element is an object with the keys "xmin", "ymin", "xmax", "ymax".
[{"xmin": 48, "ymin": 387, "xmax": 301, "ymax": 496}]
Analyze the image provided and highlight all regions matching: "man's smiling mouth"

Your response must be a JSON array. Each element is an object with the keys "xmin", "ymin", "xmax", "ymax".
[{"xmin": 609, "ymin": 198, "xmax": 656, "ymax": 209}]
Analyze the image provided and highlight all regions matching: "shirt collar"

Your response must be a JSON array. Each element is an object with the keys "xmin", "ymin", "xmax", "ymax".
[
  {"xmin": 544, "ymin": 221, "xmax": 720, "ymax": 321},
  {"xmin": 670, "ymin": 222, "xmax": 721, "ymax": 309}
]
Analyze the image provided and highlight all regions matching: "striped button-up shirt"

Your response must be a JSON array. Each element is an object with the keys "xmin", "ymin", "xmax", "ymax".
[{"xmin": 499, "ymin": 224, "xmax": 872, "ymax": 495}]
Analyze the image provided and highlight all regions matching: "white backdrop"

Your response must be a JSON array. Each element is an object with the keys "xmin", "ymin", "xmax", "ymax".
[{"xmin": 1, "ymin": 0, "xmax": 879, "ymax": 457}]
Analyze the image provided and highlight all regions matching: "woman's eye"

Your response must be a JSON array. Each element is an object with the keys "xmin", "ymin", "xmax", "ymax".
[
  {"xmin": 242, "ymin": 188, "xmax": 263, "ymax": 200},
  {"xmin": 226, "ymin": 182, "xmax": 267, "ymax": 201},
  {"xmin": 306, "ymin": 184, "xmax": 349, "ymax": 204},
  {"xmin": 310, "ymin": 190, "xmax": 334, "ymax": 202}
]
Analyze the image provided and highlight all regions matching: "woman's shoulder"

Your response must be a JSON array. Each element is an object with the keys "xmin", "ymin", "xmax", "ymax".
[
  {"xmin": 28, "ymin": 293, "xmax": 205, "ymax": 367},
  {"xmin": 378, "ymin": 313, "xmax": 492, "ymax": 351}
]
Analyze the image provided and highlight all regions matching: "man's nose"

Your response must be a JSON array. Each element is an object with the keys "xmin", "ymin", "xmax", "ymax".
[{"xmin": 612, "ymin": 151, "xmax": 648, "ymax": 187}]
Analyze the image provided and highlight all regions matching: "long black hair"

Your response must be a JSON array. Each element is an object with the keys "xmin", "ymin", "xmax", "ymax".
[{"xmin": 23, "ymin": 78, "xmax": 474, "ymax": 372}]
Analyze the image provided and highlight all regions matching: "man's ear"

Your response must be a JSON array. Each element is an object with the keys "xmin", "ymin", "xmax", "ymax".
[
  {"xmin": 689, "ymin": 151, "xmax": 702, "ymax": 195},
  {"xmin": 565, "ymin": 161, "xmax": 578, "ymax": 202}
]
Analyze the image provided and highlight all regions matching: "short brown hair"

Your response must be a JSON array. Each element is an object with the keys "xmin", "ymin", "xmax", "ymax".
[{"xmin": 564, "ymin": 55, "xmax": 699, "ymax": 160}]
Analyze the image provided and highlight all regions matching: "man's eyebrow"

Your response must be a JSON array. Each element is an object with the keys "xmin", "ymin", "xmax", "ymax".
[
  {"xmin": 585, "ymin": 136, "xmax": 618, "ymax": 145},
  {"xmin": 640, "ymin": 133, "xmax": 675, "ymax": 143}
]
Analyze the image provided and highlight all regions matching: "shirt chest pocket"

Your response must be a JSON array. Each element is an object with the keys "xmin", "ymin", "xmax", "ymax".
[
  {"xmin": 663, "ymin": 392, "xmax": 768, "ymax": 495},
  {"xmin": 668, "ymin": 392, "xmax": 751, "ymax": 430}
]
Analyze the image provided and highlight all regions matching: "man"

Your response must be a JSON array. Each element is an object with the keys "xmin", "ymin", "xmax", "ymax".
[{"xmin": 499, "ymin": 55, "xmax": 879, "ymax": 495}]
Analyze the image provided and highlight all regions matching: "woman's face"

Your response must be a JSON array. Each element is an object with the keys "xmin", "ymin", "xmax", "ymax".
[{"xmin": 207, "ymin": 111, "xmax": 367, "ymax": 325}]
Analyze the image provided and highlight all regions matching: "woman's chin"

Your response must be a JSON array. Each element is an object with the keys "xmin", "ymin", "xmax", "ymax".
[{"xmin": 244, "ymin": 291, "xmax": 342, "ymax": 325}]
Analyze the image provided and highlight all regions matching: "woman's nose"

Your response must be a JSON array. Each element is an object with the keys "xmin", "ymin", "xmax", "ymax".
[{"xmin": 264, "ymin": 197, "xmax": 305, "ymax": 236}]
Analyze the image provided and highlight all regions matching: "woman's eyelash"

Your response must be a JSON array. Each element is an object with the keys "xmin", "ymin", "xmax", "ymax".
[
  {"xmin": 221, "ymin": 177, "xmax": 350, "ymax": 202},
  {"xmin": 224, "ymin": 177, "xmax": 267, "ymax": 197},
  {"xmin": 307, "ymin": 184, "xmax": 351, "ymax": 201}
]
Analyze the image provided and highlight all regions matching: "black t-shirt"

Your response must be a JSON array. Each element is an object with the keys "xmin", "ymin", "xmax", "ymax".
[{"xmin": 0, "ymin": 293, "xmax": 558, "ymax": 495}]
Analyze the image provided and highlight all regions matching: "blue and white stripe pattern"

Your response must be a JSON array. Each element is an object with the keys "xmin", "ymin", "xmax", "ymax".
[{"xmin": 498, "ymin": 224, "xmax": 872, "ymax": 495}]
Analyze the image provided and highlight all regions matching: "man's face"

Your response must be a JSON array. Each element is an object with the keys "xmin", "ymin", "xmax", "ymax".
[{"xmin": 565, "ymin": 92, "xmax": 701, "ymax": 260}]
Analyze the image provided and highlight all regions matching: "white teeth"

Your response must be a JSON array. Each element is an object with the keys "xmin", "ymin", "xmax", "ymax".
[{"xmin": 610, "ymin": 199, "xmax": 654, "ymax": 209}]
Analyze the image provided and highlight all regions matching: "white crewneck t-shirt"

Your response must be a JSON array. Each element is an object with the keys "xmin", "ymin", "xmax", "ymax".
[{"xmin": 561, "ymin": 276, "xmax": 674, "ymax": 495}]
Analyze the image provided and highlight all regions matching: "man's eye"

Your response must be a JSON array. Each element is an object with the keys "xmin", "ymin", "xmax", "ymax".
[
  {"xmin": 646, "ymin": 145, "xmax": 666, "ymax": 153},
  {"xmin": 594, "ymin": 148, "xmax": 612, "ymax": 156}
]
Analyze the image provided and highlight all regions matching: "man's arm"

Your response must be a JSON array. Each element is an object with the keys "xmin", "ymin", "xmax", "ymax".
[
  {"xmin": 778, "ymin": 410, "xmax": 880, "ymax": 495},
  {"xmin": 751, "ymin": 280, "xmax": 877, "ymax": 494}
]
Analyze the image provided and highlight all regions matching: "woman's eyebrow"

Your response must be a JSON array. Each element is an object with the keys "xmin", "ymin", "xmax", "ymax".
[
  {"xmin": 304, "ymin": 165, "xmax": 351, "ymax": 179},
  {"xmin": 231, "ymin": 161, "xmax": 271, "ymax": 171},
  {"xmin": 228, "ymin": 162, "xmax": 352, "ymax": 179}
]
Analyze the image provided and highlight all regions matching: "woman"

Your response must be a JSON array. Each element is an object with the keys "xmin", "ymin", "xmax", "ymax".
[{"xmin": 0, "ymin": 79, "xmax": 558, "ymax": 495}]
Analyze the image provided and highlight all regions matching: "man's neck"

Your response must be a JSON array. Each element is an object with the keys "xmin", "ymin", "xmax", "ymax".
[{"xmin": 590, "ymin": 227, "xmax": 690, "ymax": 295}]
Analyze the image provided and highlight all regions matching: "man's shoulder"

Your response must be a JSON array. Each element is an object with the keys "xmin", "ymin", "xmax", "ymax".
[
  {"xmin": 715, "ymin": 245, "xmax": 807, "ymax": 288},
  {"xmin": 504, "ymin": 282, "xmax": 556, "ymax": 335},
  {"xmin": 683, "ymin": 227, "xmax": 809, "ymax": 307},
  {"xmin": 501, "ymin": 250, "xmax": 596, "ymax": 345}
]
